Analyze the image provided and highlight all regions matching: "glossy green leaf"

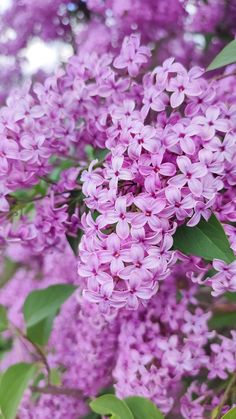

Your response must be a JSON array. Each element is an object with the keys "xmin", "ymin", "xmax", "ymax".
[
  {"xmin": 0, "ymin": 305, "xmax": 8, "ymax": 333},
  {"xmin": 207, "ymin": 40, "xmax": 236, "ymax": 71},
  {"xmin": 0, "ymin": 363, "xmax": 36, "ymax": 419},
  {"xmin": 90, "ymin": 395, "xmax": 134, "ymax": 419},
  {"xmin": 125, "ymin": 396, "xmax": 164, "ymax": 419},
  {"xmin": 173, "ymin": 214, "xmax": 235, "ymax": 263},
  {"xmin": 23, "ymin": 284, "xmax": 77, "ymax": 328},
  {"xmin": 222, "ymin": 407, "xmax": 236, "ymax": 418},
  {"xmin": 26, "ymin": 311, "xmax": 56, "ymax": 345}
]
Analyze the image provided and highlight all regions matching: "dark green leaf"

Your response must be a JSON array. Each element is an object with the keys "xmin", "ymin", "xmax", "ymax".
[
  {"xmin": 222, "ymin": 407, "xmax": 236, "ymax": 418},
  {"xmin": 125, "ymin": 397, "xmax": 164, "ymax": 419},
  {"xmin": 0, "ymin": 305, "xmax": 8, "ymax": 332},
  {"xmin": 94, "ymin": 148, "xmax": 109, "ymax": 161},
  {"xmin": 82, "ymin": 413, "xmax": 100, "ymax": 419},
  {"xmin": 90, "ymin": 395, "xmax": 134, "ymax": 419},
  {"xmin": 23, "ymin": 284, "xmax": 77, "ymax": 328},
  {"xmin": 66, "ymin": 230, "xmax": 83, "ymax": 256},
  {"xmin": 0, "ymin": 363, "xmax": 36, "ymax": 419},
  {"xmin": 209, "ymin": 312, "xmax": 236, "ymax": 330},
  {"xmin": 207, "ymin": 40, "xmax": 236, "ymax": 71},
  {"xmin": 173, "ymin": 214, "xmax": 235, "ymax": 263},
  {"xmin": 26, "ymin": 311, "xmax": 56, "ymax": 345},
  {"xmin": 225, "ymin": 292, "xmax": 236, "ymax": 302}
]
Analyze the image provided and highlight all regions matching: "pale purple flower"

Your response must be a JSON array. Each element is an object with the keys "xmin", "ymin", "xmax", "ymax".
[
  {"xmin": 169, "ymin": 156, "xmax": 207, "ymax": 196},
  {"xmin": 133, "ymin": 196, "xmax": 166, "ymax": 229},
  {"xmin": 113, "ymin": 34, "xmax": 151, "ymax": 77}
]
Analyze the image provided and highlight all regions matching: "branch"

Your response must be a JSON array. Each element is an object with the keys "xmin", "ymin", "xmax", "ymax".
[
  {"xmin": 31, "ymin": 385, "xmax": 84, "ymax": 399},
  {"xmin": 216, "ymin": 373, "xmax": 236, "ymax": 419},
  {"xmin": 212, "ymin": 71, "xmax": 236, "ymax": 81}
]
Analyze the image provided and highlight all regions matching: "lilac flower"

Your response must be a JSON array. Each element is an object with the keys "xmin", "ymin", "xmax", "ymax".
[
  {"xmin": 99, "ymin": 196, "xmax": 132, "ymax": 239},
  {"xmin": 133, "ymin": 196, "xmax": 166, "ymax": 229},
  {"xmin": 193, "ymin": 106, "xmax": 229, "ymax": 140},
  {"xmin": 167, "ymin": 71, "xmax": 202, "ymax": 108},
  {"xmin": 0, "ymin": 137, "xmax": 19, "ymax": 174},
  {"xmin": 169, "ymin": 156, "xmax": 207, "ymax": 196},
  {"xmin": 210, "ymin": 259, "xmax": 236, "ymax": 297},
  {"xmin": 113, "ymin": 34, "xmax": 151, "ymax": 77}
]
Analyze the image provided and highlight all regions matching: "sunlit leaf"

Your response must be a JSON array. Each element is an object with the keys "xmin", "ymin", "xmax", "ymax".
[
  {"xmin": 23, "ymin": 284, "xmax": 77, "ymax": 328},
  {"xmin": 0, "ymin": 363, "xmax": 36, "ymax": 419}
]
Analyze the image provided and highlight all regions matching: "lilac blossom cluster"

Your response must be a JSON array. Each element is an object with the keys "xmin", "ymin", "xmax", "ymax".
[
  {"xmin": 78, "ymin": 34, "xmax": 236, "ymax": 313},
  {"xmin": 1, "ymin": 253, "xmax": 236, "ymax": 418},
  {"xmin": 19, "ymin": 296, "xmax": 119, "ymax": 419},
  {"xmin": 0, "ymin": 0, "xmax": 234, "ymax": 103},
  {"xmin": 0, "ymin": 1, "xmax": 236, "ymax": 418},
  {"xmin": 114, "ymin": 266, "xmax": 236, "ymax": 417}
]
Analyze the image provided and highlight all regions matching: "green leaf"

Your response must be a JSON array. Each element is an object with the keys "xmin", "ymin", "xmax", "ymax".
[
  {"xmin": 26, "ymin": 311, "xmax": 56, "ymax": 345},
  {"xmin": 0, "ymin": 305, "xmax": 8, "ymax": 333},
  {"xmin": 207, "ymin": 40, "xmax": 236, "ymax": 71},
  {"xmin": 85, "ymin": 145, "xmax": 95, "ymax": 161},
  {"xmin": 82, "ymin": 414, "xmax": 101, "ymax": 419},
  {"xmin": 0, "ymin": 363, "xmax": 36, "ymax": 419},
  {"xmin": 209, "ymin": 312, "xmax": 236, "ymax": 330},
  {"xmin": 0, "ymin": 258, "xmax": 20, "ymax": 288},
  {"xmin": 49, "ymin": 368, "xmax": 61, "ymax": 386},
  {"xmin": 23, "ymin": 284, "xmax": 77, "ymax": 328},
  {"xmin": 90, "ymin": 395, "xmax": 134, "ymax": 419},
  {"xmin": 94, "ymin": 148, "xmax": 109, "ymax": 161},
  {"xmin": 125, "ymin": 397, "xmax": 164, "ymax": 419},
  {"xmin": 222, "ymin": 407, "xmax": 236, "ymax": 418},
  {"xmin": 225, "ymin": 292, "xmax": 236, "ymax": 302},
  {"xmin": 173, "ymin": 214, "xmax": 235, "ymax": 263},
  {"xmin": 66, "ymin": 229, "xmax": 83, "ymax": 256}
]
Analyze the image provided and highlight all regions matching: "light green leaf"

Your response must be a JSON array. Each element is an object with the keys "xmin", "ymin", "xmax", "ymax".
[
  {"xmin": 173, "ymin": 214, "xmax": 235, "ymax": 263},
  {"xmin": 222, "ymin": 407, "xmax": 236, "ymax": 418},
  {"xmin": 23, "ymin": 284, "xmax": 77, "ymax": 328},
  {"xmin": 26, "ymin": 311, "xmax": 56, "ymax": 345},
  {"xmin": 125, "ymin": 397, "xmax": 164, "ymax": 419},
  {"xmin": 0, "ymin": 305, "xmax": 8, "ymax": 333},
  {"xmin": 207, "ymin": 40, "xmax": 236, "ymax": 71},
  {"xmin": 90, "ymin": 395, "xmax": 134, "ymax": 419},
  {"xmin": 49, "ymin": 368, "xmax": 61, "ymax": 386},
  {"xmin": 0, "ymin": 363, "xmax": 36, "ymax": 419}
]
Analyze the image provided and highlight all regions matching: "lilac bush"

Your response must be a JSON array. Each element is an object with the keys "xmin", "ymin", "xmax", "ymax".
[{"xmin": 0, "ymin": 1, "xmax": 236, "ymax": 419}]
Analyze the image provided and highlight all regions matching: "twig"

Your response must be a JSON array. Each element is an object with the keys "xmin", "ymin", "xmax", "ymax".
[
  {"xmin": 10, "ymin": 323, "xmax": 51, "ymax": 385},
  {"xmin": 216, "ymin": 373, "xmax": 236, "ymax": 419},
  {"xmin": 212, "ymin": 71, "xmax": 236, "ymax": 81},
  {"xmin": 31, "ymin": 385, "xmax": 84, "ymax": 399}
]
